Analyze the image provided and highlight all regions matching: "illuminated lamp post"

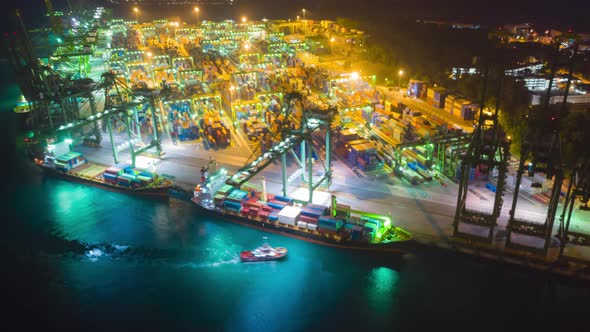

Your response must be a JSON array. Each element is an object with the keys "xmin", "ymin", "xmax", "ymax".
[
  {"xmin": 302, "ymin": 9, "xmax": 306, "ymax": 20},
  {"xmin": 133, "ymin": 7, "xmax": 139, "ymax": 23},
  {"xmin": 229, "ymin": 85, "xmax": 235, "ymax": 124},
  {"xmin": 330, "ymin": 37, "xmax": 335, "ymax": 54},
  {"xmin": 241, "ymin": 16, "xmax": 247, "ymax": 24},
  {"xmin": 194, "ymin": 7, "xmax": 200, "ymax": 26},
  {"xmin": 398, "ymin": 70, "xmax": 403, "ymax": 88}
]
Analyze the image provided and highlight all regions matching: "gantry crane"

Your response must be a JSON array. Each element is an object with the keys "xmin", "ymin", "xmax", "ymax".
[
  {"xmin": 226, "ymin": 91, "xmax": 337, "ymax": 203},
  {"xmin": 452, "ymin": 55, "xmax": 511, "ymax": 244},
  {"xmin": 505, "ymin": 42, "xmax": 580, "ymax": 255}
]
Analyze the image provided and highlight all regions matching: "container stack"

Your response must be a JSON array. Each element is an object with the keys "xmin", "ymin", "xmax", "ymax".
[
  {"xmin": 277, "ymin": 206, "xmax": 301, "ymax": 226},
  {"xmin": 217, "ymin": 184, "xmax": 235, "ymax": 196},
  {"xmin": 318, "ymin": 216, "xmax": 343, "ymax": 235},
  {"xmin": 214, "ymin": 194, "xmax": 225, "ymax": 208},
  {"xmin": 116, "ymin": 173, "xmax": 135, "ymax": 187},
  {"xmin": 244, "ymin": 200, "xmax": 262, "ymax": 218},
  {"xmin": 346, "ymin": 141, "xmax": 383, "ymax": 172},
  {"xmin": 225, "ymin": 189, "xmax": 249, "ymax": 204},
  {"xmin": 360, "ymin": 217, "xmax": 382, "ymax": 239},
  {"xmin": 269, "ymin": 211, "xmax": 279, "ymax": 222},
  {"xmin": 268, "ymin": 200, "xmax": 288, "ymax": 210},
  {"xmin": 55, "ymin": 152, "xmax": 86, "ymax": 172},
  {"xmin": 334, "ymin": 203, "xmax": 350, "ymax": 219},
  {"xmin": 297, "ymin": 221, "xmax": 308, "ymax": 229},
  {"xmin": 103, "ymin": 166, "xmax": 123, "ymax": 184},
  {"xmin": 299, "ymin": 205, "xmax": 324, "ymax": 225},
  {"xmin": 224, "ymin": 200, "xmax": 243, "ymax": 213},
  {"xmin": 408, "ymin": 80, "xmax": 428, "ymax": 99},
  {"xmin": 349, "ymin": 225, "xmax": 364, "ymax": 240},
  {"xmin": 259, "ymin": 205, "xmax": 273, "ymax": 220},
  {"xmin": 202, "ymin": 111, "xmax": 230, "ymax": 148}
]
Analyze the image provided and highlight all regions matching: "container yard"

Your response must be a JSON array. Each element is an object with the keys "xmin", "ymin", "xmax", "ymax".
[{"xmin": 9, "ymin": 5, "xmax": 590, "ymax": 278}]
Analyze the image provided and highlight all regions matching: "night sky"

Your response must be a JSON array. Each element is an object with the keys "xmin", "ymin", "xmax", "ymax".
[{"xmin": 2, "ymin": 0, "xmax": 590, "ymax": 32}]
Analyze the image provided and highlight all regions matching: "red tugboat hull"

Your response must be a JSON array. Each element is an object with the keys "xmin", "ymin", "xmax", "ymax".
[{"xmin": 240, "ymin": 247, "xmax": 288, "ymax": 262}]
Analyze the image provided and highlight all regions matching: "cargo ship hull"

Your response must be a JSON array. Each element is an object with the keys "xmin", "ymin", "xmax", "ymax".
[
  {"xmin": 192, "ymin": 200, "xmax": 413, "ymax": 253},
  {"xmin": 40, "ymin": 165, "xmax": 171, "ymax": 199}
]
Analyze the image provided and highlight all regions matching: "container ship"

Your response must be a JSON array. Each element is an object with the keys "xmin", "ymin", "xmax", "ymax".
[
  {"xmin": 191, "ymin": 169, "xmax": 413, "ymax": 252},
  {"xmin": 36, "ymin": 151, "xmax": 173, "ymax": 199}
]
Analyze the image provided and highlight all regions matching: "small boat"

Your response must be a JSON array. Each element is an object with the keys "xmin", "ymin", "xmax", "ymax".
[{"xmin": 240, "ymin": 243, "xmax": 287, "ymax": 262}]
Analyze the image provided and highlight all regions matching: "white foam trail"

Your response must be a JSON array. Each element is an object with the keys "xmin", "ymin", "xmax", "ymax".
[{"xmin": 177, "ymin": 257, "xmax": 240, "ymax": 269}]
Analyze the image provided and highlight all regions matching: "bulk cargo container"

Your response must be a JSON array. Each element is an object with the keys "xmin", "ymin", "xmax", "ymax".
[
  {"xmin": 273, "ymin": 195, "xmax": 294, "ymax": 204},
  {"xmin": 224, "ymin": 200, "xmax": 242, "ymax": 212},
  {"xmin": 307, "ymin": 223, "xmax": 318, "ymax": 231},
  {"xmin": 306, "ymin": 204, "xmax": 328, "ymax": 215},
  {"xmin": 217, "ymin": 184, "xmax": 234, "ymax": 196},
  {"xmin": 105, "ymin": 167, "xmax": 123, "ymax": 176},
  {"xmin": 245, "ymin": 201, "xmax": 262, "ymax": 209},
  {"xmin": 121, "ymin": 173, "xmax": 136, "ymax": 181},
  {"xmin": 123, "ymin": 166, "xmax": 135, "ymax": 175},
  {"xmin": 318, "ymin": 227, "xmax": 338, "ymax": 236},
  {"xmin": 278, "ymin": 206, "xmax": 302, "ymax": 225},
  {"xmin": 299, "ymin": 215, "xmax": 318, "ymax": 224},
  {"xmin": 259, "ymin": 210, "xmax": 270, "ymax": 220},
  {"xmin": 268, "ymin": 200, "xmax": 287, "ymax": 210},
  {"xmin": 318, "ymin": 216, "xmax": 343, "ymax": 230},
  {"xmin": 226, "ymin": 189, "xmax": 249, "ymax": 203},
  {"xmin": 297, "ymin": 221, "xmax": 308, "ymax": 229},
  {"xmin": 301, "ymin": 208, "xmax": 322, "ymax": 219},
  {"xmin": 269, "ymin": 212, "xmax": 279, "ymax": 222}
]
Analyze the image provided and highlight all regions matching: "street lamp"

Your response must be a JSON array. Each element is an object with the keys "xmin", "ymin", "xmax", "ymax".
[
  {"xmin": 330, "ymin": 37, "xmax": 335, "ymax": 54},
  {"xmin": 398, "ymin": 70, "xmax": 403, "ymax": 88},
  {"xmin": 241, "ymin": 16, "xmax": 247, "ymax": 23},
  {"xmin": 133, "ymin": 7, "xmax": 139, "ymax": 23},
  {"xmin": 302, "ymin": 9, "xmax": 306, "ymax": 20},
  {"xmin": 229, "ymin": 85, "xmax": 235, "ymax": 123},
  {"xmin": 194, "ymin": 7, "xmax": 200, "ymax": 25}
]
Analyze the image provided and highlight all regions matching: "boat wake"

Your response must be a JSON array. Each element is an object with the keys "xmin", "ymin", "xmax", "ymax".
[{"xmin": 176, "ymin": 257, "xmax": 241, "ymax": 269}]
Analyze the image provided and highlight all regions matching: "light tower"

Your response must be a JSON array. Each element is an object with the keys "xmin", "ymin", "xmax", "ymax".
[{"xmin": 194, "ymin": 7, "xmax": 200, "ymax": 25}]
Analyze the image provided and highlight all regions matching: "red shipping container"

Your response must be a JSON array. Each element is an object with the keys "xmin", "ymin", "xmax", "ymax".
[
  {"xmin": 241, "ymin": 207, "xmax": 250, "ymax": 216},
  {"xmin": 318, "ymin": 227, "xmax": 338, "ymax": 236},
  {"xmin": 262, "ymin": 206, "xmax": 272, "ymax": 212},
  {"xmin": 245, "ymin": 201, "xmax": 261, "ymax": 209},
  {"xmin": 299, "ymin": 215, "xmax": 318, "ymax": 224}
]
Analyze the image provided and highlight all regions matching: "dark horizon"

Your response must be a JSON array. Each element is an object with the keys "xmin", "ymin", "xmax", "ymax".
[{"xmin": 2, "ymin": 0, "xmax": 590, "ymax": 32}]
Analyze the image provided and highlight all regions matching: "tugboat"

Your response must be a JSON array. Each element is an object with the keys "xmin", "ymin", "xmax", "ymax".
[{"xmin": 240, "ymin": 243, "xmax": 288, "ymax": 262}]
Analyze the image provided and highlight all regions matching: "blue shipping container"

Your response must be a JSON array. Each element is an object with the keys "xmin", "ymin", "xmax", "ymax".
[
  {"xmin": 486, "ymin": 183, "xmax": 496, "ymax": 193},
  {"xmin": 268, "ymin": 202, "xmax": 286, "ymax": 210},
  {"xmin": 273, "ymin": 195, "xmax": 293, "ymax": 204}
]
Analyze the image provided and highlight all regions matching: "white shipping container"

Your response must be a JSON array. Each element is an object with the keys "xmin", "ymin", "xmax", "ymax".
[
  {"xmin": 307, "ymin": 223, "xmax": 318, "ymax": 231},
  {"xmin": 533, "ymin": 172, "xmax": 548, "ymax": 184},
  {"xmin": 278, "ymin": 216, "xmax": 297, "ymax": 225},
  {"xmin": 297, "ymin": 221, "xmax": 308, "ymax": 228},
  {"xmin": 278, "ymin": 205, "xmax": 301, "ymax": 225},
  {"xmin": 279, "ymin": 206, "xmax": 302, "ymax": 218}
]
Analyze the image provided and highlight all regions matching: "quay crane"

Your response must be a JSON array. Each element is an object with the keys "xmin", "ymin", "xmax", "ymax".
[
  {"xmin": 452, "ymin": 52, "xmax": 511, "ymax": 244},
  {"xmin": 224, "ymin": 91, "xmax": 337, "ymax": 203}
]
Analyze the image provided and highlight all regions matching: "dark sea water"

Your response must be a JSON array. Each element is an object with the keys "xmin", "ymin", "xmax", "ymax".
[{"xmin": 1, "ymin": 4, "xmax": 590, "ymax": 331}]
